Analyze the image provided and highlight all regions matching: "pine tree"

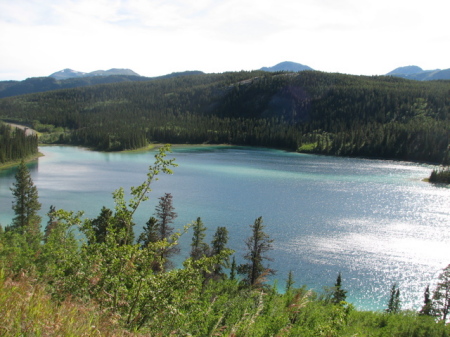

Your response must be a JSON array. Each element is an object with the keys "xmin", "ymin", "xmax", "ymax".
[
  {"xmin": 237, "ymin": 216, "xmax": 275, "ymax": 287},
  {"xmin": 9, "ymin": 161, "xmax": 42, "ymax": 249}
]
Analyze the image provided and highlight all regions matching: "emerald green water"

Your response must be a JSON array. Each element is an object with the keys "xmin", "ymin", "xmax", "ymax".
[{"xmin": 1, "ymin": 145, "xmax": 449, "ymax": 311}]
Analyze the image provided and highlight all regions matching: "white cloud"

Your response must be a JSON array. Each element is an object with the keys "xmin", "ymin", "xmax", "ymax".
[{"xmin": 0, "ymin": 0, "xmax": 448, "ymax": 80}]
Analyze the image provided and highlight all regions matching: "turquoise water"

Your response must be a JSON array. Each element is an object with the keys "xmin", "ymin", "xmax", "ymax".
[{"xmin": 1, "ymin": 145, "xmax": 449, "ymax": 311}]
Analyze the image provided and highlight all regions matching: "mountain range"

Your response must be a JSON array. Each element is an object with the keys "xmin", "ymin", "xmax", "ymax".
[
  {"xmin": 386, "ymin": 66, "xmax": 450, "ymax": 81},
  {"xmin": 49, "ymin": 68, "xmax": 141, "ymax": 80},
  {"xmin": 0, "ymin": 62, "xmax": 449, "ymax": 99}
]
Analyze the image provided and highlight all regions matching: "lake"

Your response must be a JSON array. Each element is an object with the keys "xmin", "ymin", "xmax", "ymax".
[{"xmin": 1, "ymin": 145, "xmax": 449, "ymax": 311}]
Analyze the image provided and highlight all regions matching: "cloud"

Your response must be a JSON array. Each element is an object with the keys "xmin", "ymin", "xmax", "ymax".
[{"xmin": 0, "ymin": 0, "xmax": 449, "ymax": 80}]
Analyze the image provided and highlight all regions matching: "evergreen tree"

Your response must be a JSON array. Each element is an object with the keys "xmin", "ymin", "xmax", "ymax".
[
  {"xmin": 9, "ymin": 161, "xmax": 42, "ymax": 249},
  {"xmin": 90, "ymin": 206, "xmax": 113, "ymax": 244},
  {"xmin": 44, "ymin": 205, "xmax": 57, "ymax": 243},
  {"xmin": 285, "ymin": 270, "xmax": 295, "ymax": 293},
  {"xmin": 230, "ymin": 256, "xmax": 237, "ymax": 281},
  {"xmin": 386, "ymin": 283, "xmax": 401, "ymax": 313},
  {"xmin": 331, "ymin": 272, "xmax": 347, "ymax": 305},
  {"xmin": 419, "ymin": 284, "xmax": 433, "ymax": 316},
  {"xmin": 155, "ymin": 193, "xmax": 177, "ymax": 240},
  {"xmin": 210, "ymin": 226, "xmax": 230, "ymax": 279},
  {"xmin": 138, "ymin": 216, "xmax": 159, "ymax": 248},
  {"xmin": 433, "ymin": 264, "xmax": 450, "ymax": 321},
  {"xmin": 190, "ymin": 217, "xmax": 209, "ymax": 260},
  {"xmin": 237, "ymin": 216, "xmax": 275, "ymax": 287},
  {"xmin": 154, "ymin": 192, "xmax": 179, "ymax": 270}
]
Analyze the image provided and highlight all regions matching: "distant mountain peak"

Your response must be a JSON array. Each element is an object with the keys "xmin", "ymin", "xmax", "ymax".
[
  {"xmin": 386, "ymin": 65, "xmax": 424, "ymax": 75},
  {"xmin": 49, "ymin": 68, "xmax": 140, "ymax": 80},
  {"xmin": 260, "ymin": 61, "xmax": 314, "ymax": 72},
  {"xmin": 386, "ymin": 65, "xmax": 450, "ymax": 81}
]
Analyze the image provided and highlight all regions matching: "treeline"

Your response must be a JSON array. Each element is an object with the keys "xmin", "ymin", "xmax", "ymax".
[
  {"xmin": 0, "ymin": 70, "xmax": 449, "ymax": 162},
  {"xmin": 0, "ymin": 122, "xmax": 39, "ymax": 164},
  {"xmin": 1, "ymin": 147, "xmax": 450, "ymax": 336}
]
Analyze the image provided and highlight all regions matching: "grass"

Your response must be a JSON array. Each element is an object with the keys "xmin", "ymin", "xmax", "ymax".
[{"xmin": 0, "ymin": 272, "xmax": 136, "ymax": 337}]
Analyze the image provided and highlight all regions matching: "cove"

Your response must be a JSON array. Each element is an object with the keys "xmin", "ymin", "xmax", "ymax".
[{"xmin": 0, "ymin": 145, "xmax": 449, "ymax": 311}]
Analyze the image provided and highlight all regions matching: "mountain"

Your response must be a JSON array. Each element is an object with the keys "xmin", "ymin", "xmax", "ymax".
[
  {"xmin": 0, "ymin": 70, "xmax": 204, "ymax": 99},
  {"xmin": 260, "ymin": 61, "xmax": 314, "ymax": 72},
  {"xmin": 387, "ymin": 66, "xmax": 450, "ymax": 81},
  {"xmin": 49, "ymin": 68, "xmax": 140, "ymax": 80}
]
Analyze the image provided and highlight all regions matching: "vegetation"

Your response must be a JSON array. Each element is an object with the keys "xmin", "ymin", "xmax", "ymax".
[
  {"xmin": 1, "ymin": 145, "xmax": 450, "ymax": 336},
  {"xmin": 0, "ymin": 71, "xmax": 449, "ymax": 165},
  {"xmin": 0, "ymin": 122, "xmax": 39, "ymax": 165}
]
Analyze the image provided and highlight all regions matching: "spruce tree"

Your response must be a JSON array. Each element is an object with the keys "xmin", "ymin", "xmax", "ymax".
[
  {"xmin": 419, "ymin": 284, "xmax": 433, "ymax": 316},
  {"xmin": 331, "ymin": 272, "xmax": 347, "ymax": 305},
  {"xmin": 210, "ymin": 226, "xmax": 230, "ymax": 279},
  {"xmin": 9, "ymin": 161, "xmax": 42, "ymax": 248},
  {"xmin": 138, "ymin": 216, "xmax": 159, "ymax": 248},
  {"xmin": 432, "ymin": 264, "xmax": 450, "ymax": 321},
  {"xmin": 386, "ymin": 283, "xmax": 401, "ymax": 313},
  {"xmin": 190, "ymin": 217, "xmax": 209, "ymax": 260},
  {"xmin": 237, "ymin": 216, "xmax": 275, "ymax": 287},
  {"xmin": 154, "ymin": 192, "xmax": 179, "ymax": 270}
]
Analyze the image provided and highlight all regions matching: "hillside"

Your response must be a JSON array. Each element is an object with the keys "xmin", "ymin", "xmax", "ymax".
[
  {"xmin": 0, "ymin": 70, "xmax": 449, "ymax": 163},
  {"xmin": 0, "ymin": 70, "xmax": 204, "ymax": 99}
]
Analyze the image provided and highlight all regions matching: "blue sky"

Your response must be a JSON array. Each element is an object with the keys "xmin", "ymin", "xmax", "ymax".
[{"xmin": 0, "ymin": 0, "xmax": 448, "ymax": 80}]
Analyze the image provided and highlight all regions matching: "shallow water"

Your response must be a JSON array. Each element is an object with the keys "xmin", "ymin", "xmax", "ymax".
[{"xmin": 1, "ymin": 145, "xmax": 449, "ymax": 311}]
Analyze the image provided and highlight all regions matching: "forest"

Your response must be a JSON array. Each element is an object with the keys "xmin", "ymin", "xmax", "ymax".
[
  {"xmin": 0, "ymin": 70, "xmax": 449, "ymax": 165},
  {"xmin": 0, "ymin": 122, "xmax": 39, "ymax": 165},
  {"xmin": 1, "ymin": 146, "xmax": 450, "ymax": 336}
]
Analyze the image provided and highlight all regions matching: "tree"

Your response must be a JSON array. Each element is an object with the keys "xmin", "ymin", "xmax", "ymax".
[
  {"xmin": 331, "ymin": 272, "xmax": 347, "ymax": 305},
  {"xmin": 89, "ymin": 206, "xmax": 113, "ymax": 244},
  {"xmin": 190, "ymin": 217, "xmax": 209, "ymax": 260},
  {"xmin": 138, "ymin": 216, "xmax": 159, "ymax": 248},
  {"xmin": 419, "ymin": 284, "xmax": 433, "ymax": 316},
  {"xmin": 210, "ymin": 226, "xmax": 230, "ymax": 279},
  {"xmin": 44, "ymin": 205, "xmax": 58, "ymax": 243},
  {"xmin": 230, "ymin": 256, "xmax": 237, "ymax": 281},
  {"xmin": 386, "ymin": 283, "xmax": 401, "ymax": 313},
  {"xmin": 285, "ymin": 270, "xmax": 295, "ymax": 293},
  {"xmin": 9, "ymin": 160, "xmax": 42, "ymax": 248},
  {"xmin": 237, "ymin": 216, "xmax": 275, "ymax": 287},
  {"xmin": 433, "ymin": 264, "xmax": 450, "ymax": 321},
  {"xmin": 155, "ymin": 193, "xmax": 177, "ymax": 240},
  {"xmin": 154, "ymin": 192, "xmax": 179, "ymax": 270}
]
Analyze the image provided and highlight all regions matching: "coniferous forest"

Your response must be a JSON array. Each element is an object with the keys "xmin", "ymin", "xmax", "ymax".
[
  {"xmin": 0, "ymin": 122, "xmax": 39, "ymax": 164},
  {"xmin": 0, "ymin": 70, "xmax": 449, "ymax": 163},
  {"xmin": 1, "ymin": 146, "xmax": 450, "ymax": 336}
]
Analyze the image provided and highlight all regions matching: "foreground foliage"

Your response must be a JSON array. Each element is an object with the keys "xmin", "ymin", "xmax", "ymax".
[{"xmin": 1, "ymin": 145, "xmax": 449, "ymax": 336}]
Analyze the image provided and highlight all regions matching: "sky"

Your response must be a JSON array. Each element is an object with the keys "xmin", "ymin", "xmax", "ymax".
[{"xmin": 0, "ymin": 0, "xmax": 449, "ymax": 81}]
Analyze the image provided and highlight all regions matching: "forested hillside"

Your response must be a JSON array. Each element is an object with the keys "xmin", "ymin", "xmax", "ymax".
[
  {"xmin": 0, "ymin": 70, "xmax": 449, "ymax": 163},
  {"xmin": 0, "ymin": 122, "xmax": 39, "ymax": 164}
]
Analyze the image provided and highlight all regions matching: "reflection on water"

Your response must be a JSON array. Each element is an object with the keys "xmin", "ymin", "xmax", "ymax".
[{"xmin": 0, "ymin": 145, "xmax": 449, "ymax": 311}]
